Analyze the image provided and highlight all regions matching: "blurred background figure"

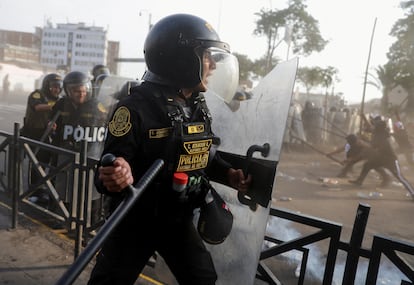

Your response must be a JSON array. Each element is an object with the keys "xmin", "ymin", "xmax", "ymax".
[
  {"xmin": 21, "ymin": 73, "xmax": 63, "ymax": 205},
  {"xmin": 2, "ymin": 73, "xmax": 10, "ymax": 101}
]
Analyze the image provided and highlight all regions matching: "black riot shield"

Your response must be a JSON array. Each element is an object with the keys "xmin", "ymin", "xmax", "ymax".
[{"xmin": 203, "ymin": 58, "xmax": 298, "ymax": 285}]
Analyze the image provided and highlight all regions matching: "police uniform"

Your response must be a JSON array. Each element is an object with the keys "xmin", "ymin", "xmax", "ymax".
[
  {"xmin": 88, "ymin": 82, "xmax": 231, "ymax": 285},
  {"xmin": 22, "ymin": 89, "xmax": 58, "ymax": 188},
  {"xmin": 51, "ymin": 96, "xmax": 107, "ymax": 202},
  {"xmin": 23, "ymin": 90, "xmax": 58, "ymax": 139}
]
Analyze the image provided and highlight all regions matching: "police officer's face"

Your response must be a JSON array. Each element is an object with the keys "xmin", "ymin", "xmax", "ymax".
[
  {"xmin": 49, "ymin": 83, "xmax": 62, "ymax": 97},
  {"xmin": 69, "ymin": 85, "xmax": 88, "ymax": 105},
  {"xmin": 198, "ymin": 50, "xmax": 216, "ymax": 92}
]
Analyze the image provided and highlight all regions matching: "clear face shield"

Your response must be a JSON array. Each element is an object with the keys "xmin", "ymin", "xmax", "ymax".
[{"xmin": 198, "ymin": 47, "xmax": 239, "ymax": 103}]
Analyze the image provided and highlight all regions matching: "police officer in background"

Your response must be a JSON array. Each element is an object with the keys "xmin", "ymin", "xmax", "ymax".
[
  {"xmin": 91, "ymin": 64, "xmax": 110, "ymax": 82},
  {"xmin": 22, "ymin": 73, "xmax": 62, "ymax": 201},
  {"xmin": 88, "ymin": 14, "xmax": 251, "ymax": 285},
  {"xmin": 90, "ymin": 64, "xmax": 110, "ymax": 97},
  {"xmin": 51, "ymin": 71, "xmax": 107, "ymax": 223}
]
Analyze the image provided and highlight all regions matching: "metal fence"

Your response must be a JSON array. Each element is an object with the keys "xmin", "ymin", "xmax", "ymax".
[
  {"xmin": 1, "ymin": 122, "xmax": 102, "ymax": 258},
  {"xmin": 1, "ymin": 123, "xmax": 413, "ymax": 284},
  {"xmin": 258, "ymin": 205, "xmax": 414, "ymax": 284}
]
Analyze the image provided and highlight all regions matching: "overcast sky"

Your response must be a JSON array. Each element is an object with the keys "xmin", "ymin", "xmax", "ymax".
[{"xmin": 0, "ymin": 0, "xmax": 405, "ymax": 104}]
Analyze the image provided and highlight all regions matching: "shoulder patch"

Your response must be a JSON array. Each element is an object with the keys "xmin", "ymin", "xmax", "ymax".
[
  {"xmin": 32, "ymin": 92, "xmax": 41, "ymax": 99},
  {"xmin": 97, "ymin": 102, "xmax": 107, "ymax": 113},
  {"xmin": 108, "ymin": 106, "xmax": 132, "ymax": 137}
]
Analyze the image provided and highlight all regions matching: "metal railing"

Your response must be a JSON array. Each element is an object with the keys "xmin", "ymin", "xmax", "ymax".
[
  {"xmin": 1, "ymin": 123, "xmax": 413, "ymax": 284},
  {"xmin": 259, "ymin": 204, "xmax": 414, "ymax": 284},
  {"xmin": 0, "ymin": 123, "xmax": 102, "ymax": 257}
]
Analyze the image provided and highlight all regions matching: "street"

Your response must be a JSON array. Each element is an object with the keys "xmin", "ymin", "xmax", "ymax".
[{"xmin": 0, "ymin": 94, "xmax": 413, "ymax": 284}]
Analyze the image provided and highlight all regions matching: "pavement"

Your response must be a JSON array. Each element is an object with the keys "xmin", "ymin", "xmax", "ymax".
[
  {"xmin": 0, "ymin": 196, "xmax": 166, "ymax": 285},
  {"xmin": 0, "ymin": 198, "xmax": 93, "ymax": 285}
]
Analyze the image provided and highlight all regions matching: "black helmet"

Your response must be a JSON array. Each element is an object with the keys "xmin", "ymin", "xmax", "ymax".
[
  {"xmin": 197, "ymin": 189, "xmax": 233, "ymax": 244},
  {"xmin": 143, "ymin": 14, "xmax": 232, "ymax": 88},
  {"xmin": 63, "ymin": 71, "xmax": 92, "ymax": 99},
  {"xmin": 92, "ymin": 64, "xmax": 110, "ymax": 81},
  {"xmin": 41, "ymin": 73, "xmax": 63, "ymax": 96}
]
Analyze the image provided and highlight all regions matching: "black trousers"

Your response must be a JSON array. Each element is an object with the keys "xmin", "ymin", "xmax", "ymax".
[
  {"xmin": 88, "ymin": 211, "xmax": 217, "ymax": 285},
  {"xmin": 356, "ymin": 158, "xmax": 414, "ymax": 197}
]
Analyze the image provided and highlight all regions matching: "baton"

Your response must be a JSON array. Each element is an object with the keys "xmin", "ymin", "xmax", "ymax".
[
  {"xmin": 290, "ymin": 134, "xmax": 343, "ymax": 165},
  {"xmin": 55, "ymin": 154, "xmax": 164, "ymax": 285},
  {"xmin": 33, "ymin": 110, "xmax": 61, "ymax": 155}
]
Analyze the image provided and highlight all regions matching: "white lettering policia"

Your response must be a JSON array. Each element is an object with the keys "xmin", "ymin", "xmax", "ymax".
[{"xmin": 63, "ymin": 125, "xmax": 107, "ymax": 142}]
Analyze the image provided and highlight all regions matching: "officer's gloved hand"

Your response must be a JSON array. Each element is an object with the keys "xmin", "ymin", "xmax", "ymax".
[{"xmin": 227, "ymin": 168, "xmax": 251, "ymax": 193}]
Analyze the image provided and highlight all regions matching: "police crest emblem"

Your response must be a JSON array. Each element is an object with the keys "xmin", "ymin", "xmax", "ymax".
[{"xmin": 109, "ymin": 106, "xmax": 132, "ymax": 137}]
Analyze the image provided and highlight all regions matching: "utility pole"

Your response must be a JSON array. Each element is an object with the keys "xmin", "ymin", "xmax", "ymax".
[{"xmin": 359, "ymin": 18, "xmax": 377, "ymax": 134}]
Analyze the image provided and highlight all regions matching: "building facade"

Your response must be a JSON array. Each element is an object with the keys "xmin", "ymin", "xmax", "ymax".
[
  {"xmin": 0, "ymin": 29, "xmax": 41, "ymax": 65},
  {"xmin": 40, "ymin": 23, "xmax": 109, "ymax": 74}
]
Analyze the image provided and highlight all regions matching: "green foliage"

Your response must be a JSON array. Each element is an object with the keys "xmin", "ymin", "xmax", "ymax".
[
  {"xmin": 384, "ymin": 0, "xmax": 414, "ymax": 111},
  {"xmin": 296, "ymin": 66, "xmax": 338, "ymax": 95},
  {"xmin": 252, "ymin": 0, "xmax": 327, "ymax": 73}
]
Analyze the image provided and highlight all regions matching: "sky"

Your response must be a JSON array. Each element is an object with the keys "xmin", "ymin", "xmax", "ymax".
[{"xmin": 0, "ymin": 0, "xmax": 405, "ymax": 104}]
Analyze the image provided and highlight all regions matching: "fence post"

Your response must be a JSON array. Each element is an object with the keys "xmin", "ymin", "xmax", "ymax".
[
  {"xmin": 11, "ymin": 122, "xmax": 21, "ymax": 229},
  {"xmin": 74, "ymin": 140, "xmax": 88, "ymax": 259},
  {"xmin": 342, "ymin": 203, "xmax": 371, "ymax": 284}
]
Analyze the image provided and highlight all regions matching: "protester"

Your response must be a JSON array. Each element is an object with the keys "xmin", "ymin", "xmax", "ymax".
[
  {"xmin": 327, "ymin": 134, "xmax": 389, "ymax": 185},
  {"xmin": 349, "ymin": 117, "xmax": 414, "ymax": 197}
]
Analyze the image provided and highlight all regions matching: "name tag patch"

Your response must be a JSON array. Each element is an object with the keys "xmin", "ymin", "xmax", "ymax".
[
  {"xmin": 177, "ymin": 139, "xmax": 212, "ymax": 171},
  {"xmin": 149, "ymin": 127, "xmax": 170, "ymax": 139}
]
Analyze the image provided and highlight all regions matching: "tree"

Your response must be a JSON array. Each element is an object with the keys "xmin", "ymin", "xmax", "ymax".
[
  {"xmin": 385, "ymin": 0, "xmax": 414, "ymax": 111},
  {"xmin": 296, "ymin": 66, "xmax": 322, "ymax": 95},
  {"xmin": 296, "ymin": 66, "xmax": 338, "ymax": 95},
  {"xmin": 233, "ymin": 52, "xmax": 254, "ymax": 83},
  {"xmin": 367, "ymin": 65, "xmax": 396, "ymax": 111},
  {"xmin": 253, "ymin": 0, "xmax": 328, "ymax": 73},
  {"xmin": 319, "ymin": 66, "xmax": 339, "ymax": 95}
]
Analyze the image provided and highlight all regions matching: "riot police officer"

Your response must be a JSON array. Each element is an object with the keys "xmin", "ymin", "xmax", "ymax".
[
  {"xmin": 51, "ymin": 71, "xmax": 107, "ymax": 223},
  {"xmin": 91, "ymin": 64, "xmax": 110, "ymax": 83},
  {"xmin": 88, "ymin": 14, "xmax": 250, "ymax": 285},
  {"xmin": 22, "ymin": 73, "xmax": 62, "ymax": 201}
]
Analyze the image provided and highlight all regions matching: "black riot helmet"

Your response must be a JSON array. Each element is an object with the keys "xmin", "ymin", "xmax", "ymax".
[
  {"xmin": 92, "ymin": 64, "xmax": 110, "ymax": 82},
  {"xmin": 41, "ymin": 73, "xmax": 63, "ymax": 97},
  {"xmin": 143, "ymin": 13, "xmax": 239, "ymax": 100},
  {"xmin": 63, "ymin": 71, "xmax": 92, "ymax": 103}
]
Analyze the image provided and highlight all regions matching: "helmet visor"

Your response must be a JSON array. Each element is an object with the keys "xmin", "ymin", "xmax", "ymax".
[{"xmin": 199, "ymin": 47, "xmax": 239, "ymax": 103}]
